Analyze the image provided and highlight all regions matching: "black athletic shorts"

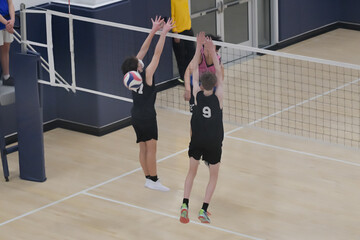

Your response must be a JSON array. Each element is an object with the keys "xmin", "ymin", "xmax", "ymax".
[
  {"xmin": 132, "ymin": 117, "xmax": 158, "ymax": 143},
  {"xmin": 188, "ymin": 141, "xmax": 222, "ymax": 165}
]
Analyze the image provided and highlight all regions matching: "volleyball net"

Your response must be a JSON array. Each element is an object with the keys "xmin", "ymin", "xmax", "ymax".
[
  {"xmin": 20, "ymin": 7, "xmax": 360, "ymax": 148},
  {"xmin": 158, "ymin": 46, "xmax": 360, "ymax": 148}
]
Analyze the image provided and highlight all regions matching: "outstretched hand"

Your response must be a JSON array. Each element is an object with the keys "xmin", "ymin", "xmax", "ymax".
[
  {"xmin": 151, "ymin": 16, "xmax": 164, "ymax": 32},
  {"xmin": 162, "ymin": 18, "xmax": 175, "ymax": 33},
  {"xmin": 196, "ymin": 32, "xmax": 206, "ymax": 46},
  {"xmin": 204, "ymin": 37, "xmax": 216, "ymax": 54}
]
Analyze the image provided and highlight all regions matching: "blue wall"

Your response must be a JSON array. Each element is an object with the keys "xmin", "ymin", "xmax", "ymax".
[
  {"xmin": 20, "ymin": 0, "xmax": 172, "ymax": 130},
  {"xmin": 278, "ymin": 0, "xmax": 341, "ymax": 41},
  {"xmin": 340, "ymin": 0, "xmax": 360, "ymax": 23},
  {"xmin": 278, "ymin": 0, "xmax": 360, "ymax": 41}
]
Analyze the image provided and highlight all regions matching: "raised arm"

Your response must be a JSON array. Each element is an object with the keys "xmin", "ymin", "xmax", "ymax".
[
  {"xmin": 206, "ymin": 38, "xmax": 223, "ymax": 108},
  {"xmin": 145, "ymin": 18, "xmax": 174, "ymax": 85},
  {"xmin": 184, "ymin": 34, "xmax": 205, "ymax": 101},
  {"xmin": 183, "ymin": 65, "xmax": 191, "ymax": 100},
  {"xmin": 191, "ymin": 32, "xmax": 206, "ymax": 100},
  {"xmin": 136, "ymin": 16, "xmax": 164, "ymax": 60}
]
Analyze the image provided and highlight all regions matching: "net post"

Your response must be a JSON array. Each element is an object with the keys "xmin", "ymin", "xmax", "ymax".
[{"xmin": 20, "ymin": 3, "xmax": 27, "ymax": 53}]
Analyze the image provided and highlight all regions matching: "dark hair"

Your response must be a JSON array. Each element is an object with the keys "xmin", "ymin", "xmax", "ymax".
[
  {"xmin": 200, "ymin": 71, "xmax": 217, "ymax": 91},
  {"xmin": 205, "ymin": 34, "xmax": 222, "ymax": 51},
  {"xmin": 121, "ymin": 56, "xmax": 138, "ymax": 75}
]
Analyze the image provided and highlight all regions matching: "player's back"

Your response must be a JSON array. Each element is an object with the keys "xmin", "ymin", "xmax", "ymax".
[{"xmin": 191, "ymin": 91, "xmax": 224, "ymax": 147}]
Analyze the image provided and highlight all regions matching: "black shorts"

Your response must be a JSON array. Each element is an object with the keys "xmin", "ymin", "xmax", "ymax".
[
  {"xmin": 188, "ymin": 141, "xmax": 222, "ymax": 165},
  {"xmin": 132, "ymin": 117, "xmax": 158, "ymax": 143}
]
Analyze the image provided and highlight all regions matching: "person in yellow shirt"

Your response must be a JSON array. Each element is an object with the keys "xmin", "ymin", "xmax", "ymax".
[{"xmin": 171, "ymin": 0, "xmax": 195, "ymax": 83}]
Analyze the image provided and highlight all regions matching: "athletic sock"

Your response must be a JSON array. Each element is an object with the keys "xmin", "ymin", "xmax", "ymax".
[
  {"xmin": 182, "ymin": 198, "xmax": 189, "ymax": 208},
  {"xmin": 3, "ymin": 74, "xmax": 10, "ymax": 80},
  {"xmin": 149, "ymin": 175, "xmax": 158, "ymax": 182},
  {"xmin": 145, "ymin": 175, "xmax": 150, "ymax": 179},
  {"xmin": 202, "ymin": 202, "xmax": 209, "ymax": 212}
]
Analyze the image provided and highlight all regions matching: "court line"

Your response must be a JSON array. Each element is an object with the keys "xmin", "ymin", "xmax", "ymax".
[
  {"xmin": 0, "ymin": 123, "xmax": 244, "ymax": 226},
  {"xmin": 225, "ymin": 126, "xmax": 244, "ymax": 136},
  {"xmin": 226, "ymin": 135, "xmax": 360, "ymax": 167},
  {"xmin": 0, "ymin": 148, "xmax": 187, "ymax": 227},
  {"xmin": 83, "ymin": 192, "xmax": 265, "ymax": 240},
  {"xmin": 0, "ymin": 118, "xmax": 355, "ymax": 228}
]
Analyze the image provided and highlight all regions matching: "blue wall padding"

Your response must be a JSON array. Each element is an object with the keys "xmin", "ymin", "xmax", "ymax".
[{"xmin": 14, "ymin": 53, "xmax": 46, "ymax": 182}]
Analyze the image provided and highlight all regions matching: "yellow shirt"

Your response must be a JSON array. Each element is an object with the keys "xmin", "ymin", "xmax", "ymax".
[{"xmin": 171, "ymin": 0, "xmax": 192, "ymax": 33}]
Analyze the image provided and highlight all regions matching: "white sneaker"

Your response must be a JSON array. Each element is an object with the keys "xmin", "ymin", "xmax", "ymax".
[
  {"xmin": 145, "ymin": 179, "xmax": 170, "ymax": 192},
  {"xmin": 144, "ymin": 179, "xmax": 151, "ymax": 188}
]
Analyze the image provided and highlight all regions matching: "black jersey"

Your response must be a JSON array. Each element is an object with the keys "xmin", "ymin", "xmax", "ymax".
[
  {"xmin": 190, "ymin": 91, "xmax": 224, "ymax": 147},
  {"xmin": 131, "ymin": 70, "xmax": 157, "ymax": 119}
]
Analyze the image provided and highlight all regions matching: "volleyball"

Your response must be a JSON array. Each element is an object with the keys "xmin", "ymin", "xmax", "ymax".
[{"xmin": 123, "ymin": 71, "xmax": 142, "ymax": 91}]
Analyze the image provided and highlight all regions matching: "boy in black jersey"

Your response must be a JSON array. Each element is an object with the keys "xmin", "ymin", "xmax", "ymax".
[
  {"xmin": 180, "ymin": 32, "xmax": 224, "ymax": 224},
  {"xmin": 121, "ymin": 16, "xmax": 174, "ymax": 192}
]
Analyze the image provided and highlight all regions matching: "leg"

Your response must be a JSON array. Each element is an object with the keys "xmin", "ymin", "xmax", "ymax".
[
  {"xmin": 176, "ymin": 40, "xmax": 187, "ymax": 80},
  {"xmin": 172, "ymin": 38, "xmax": 185, "ymax": 79},
  {"xmin": 183, "ymin": 157, "xmax": 199, "ymax": 199},
  {"xmin": 144, "ymin": 139, "xmax": 157, "ymax": 176},
  {"xmin": 198, "ymin": 162, "xmax": 220, "ymax": 224},
  {"xmin": 139, "ymin": 142, "xmax": 149, "ymax": 176},
  {"xmin": 180, "ymin": 157, "xmax": 199, "ymax": 223},
  {"xmin": 144, "ymin": 139, "xmax": 169, "ymax": 191},
  {"xmin": 0, "ymin": 43, "xmax": 10, "ymax": 76},
  {"xmin": 204, "ymin": 162, "xmax": 220, "ymax": 203}
]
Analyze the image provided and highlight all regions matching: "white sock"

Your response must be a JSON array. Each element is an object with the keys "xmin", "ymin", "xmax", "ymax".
[{"xmin": 3, "ymin": 74, "xmax": 10, "ymax": 80}]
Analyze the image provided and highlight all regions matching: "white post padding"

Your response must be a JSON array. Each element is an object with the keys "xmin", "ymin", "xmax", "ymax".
[{"xmin": 46, "ymin": 11, "xmax": 56, "ymax": 86}]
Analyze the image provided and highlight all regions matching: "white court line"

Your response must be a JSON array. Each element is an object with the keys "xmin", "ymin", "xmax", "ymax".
[
  {"xmin": 225, "ymin": 126, "xmax": 244, "ymax": 136},
  {"xmin": 0, "ymin": 149, "xmax": 187, "ymax": 227},
  {"xmin": 0, "ymin": 107, "xmax": 355, "ymax": 228},
  {"xmin": 0, "ymin": 192, "xmax": 81, "ymax": 227},
  {"xmin": 226, "ymin": 135, "xmax": 360, "ymax": 167},
  {"xmin": 83, "ymin": 192, "xmax": 265, "ymax": 240}
]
